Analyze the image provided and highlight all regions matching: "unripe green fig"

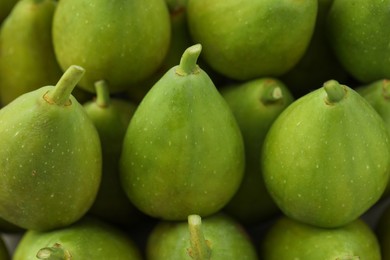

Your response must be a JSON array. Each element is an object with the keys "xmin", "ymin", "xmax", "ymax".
[
  {"xmin": 0, "ymin": 65, "xmax": 102, "ymax": 231},
  {"xmin": 262, "ymin": 80, "xmax": 390, "ymax": 228},
  {"xmin": 52, "ymin": 0, "xmax": 171, "ymax": 93},
  {"xmin": 186, "ymin": 0, "xmax": 317, "ymax": 81},
  {"xmin": 261, "ymin": 216, "xmax": 381, "ymax": 259},
  {"xmin": 13, "ymin": 217, "xmax": 142, "ymax": 260},
  {"xmin": 120, "ymin": 44, "xmax": 245, "ymax": 221},
  {"xmin": 0, "ymin": 0, "xmax": 63, "ymax": 106},
  {"xmin": 146, "ymin": 213, "xmax": 258, "ymax": 260},
  {"xmin": 221, "ymin": 78, "xmax": 294, "ymax": 225},
  {"xmin": 0, "ymin": 0, "xmax": 18, "ymax": 24},
  {"xmin": 83, "ymin": 80, "xmax": 144, "ymax": 227},
  {"xmin": 326, "ymin": 0, "xmax": 390, "ymax": 83}
]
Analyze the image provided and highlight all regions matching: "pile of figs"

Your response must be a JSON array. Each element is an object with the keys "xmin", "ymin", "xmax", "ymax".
[{"xmin": 1, "ymin": 0, "xmax": 390, "ymax": 259}]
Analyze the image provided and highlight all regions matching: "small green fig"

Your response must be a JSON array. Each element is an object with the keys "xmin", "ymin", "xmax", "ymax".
[
  {"xmin": 83, "ymin": 80, "xmax": 144, "ymax": 227},
  {"xmin": 326, "ymin": 0, "xmax": 390, "ymax": 83},
  {"xmin": 0, "ymin": 65, "xmax": 102, "ymax": 231},
  {"xmin": 13, "ymin": 217, "xmax": 142, "ymax": 260},
  {"xmin": 0, "ymin": 0, "xmax": 63, "ymax": 106},
  {"xmin": 261, "ymin": 216, "xmax": 381, "ymax": 259},
  {"xmin": 146, "ymin": 213, "xmax": 258, "ymax": 260},
  {"xmin": 221, "ymin": 78, "xmax": 294, "ymax": 224},
  {"xmin": 186, "ymin": 0, "xmax": 317, "ymax": 81},
  {"xmin": 120, "ymin": 44, "xmax": 245, "ymax": 221},
  {"xmin": 262, "ymin": 80, "xmax": 390, "ymax": 228},
  {"xmin": 52, "ymin": 0, "xmax": 171, "ymax": 93}
]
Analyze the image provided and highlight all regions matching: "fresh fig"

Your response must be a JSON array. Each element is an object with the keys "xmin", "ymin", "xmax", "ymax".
[
  {"xmin": 52, "ymin": 0, "xmax": 171, "ymax": 93},
  {"xmin": 261, "ymin": 216, "xmax": 381, "ymax": 259},
  {"xmin": 326, "ymin": 0, "xmax": 390, "ymax": 83},
  {"xmin": 0, "ymin": 0, "xmax": 63, "ymax": 105},
  {"xmin": 120, "ymin": 44, "xmax": 245, "ymax": 221},
  {"xmin": 0, "ymin": 65, "xmax": 102, "ymax": 231},
  {"xmin": 83, "ymin": 80, "xmax": 144, "ymax": 227},
  {"xmin": 186, "ymin": 0, "xmax": 317, "ymax": 81},
  {"xmin": 262, "ymin": 80, "xmax": 390, "ymax": 228},
  {"xmin": 221, "ymin": 78, "xmax": 294, "ymax": 224},
  {"xmin": 13, "ymin": 217, "xmax": 142, "ymax": 260},
  {"xmin": 146, "ymin": 213, "xmax": 258, "ymax": 260}
]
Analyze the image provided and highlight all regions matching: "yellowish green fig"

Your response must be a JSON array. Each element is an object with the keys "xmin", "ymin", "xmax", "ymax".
[
  {"xmin": 262, "ymin": 80, "xmax": 390, "ymax": 228},
  {"xmin": 0, "ymin": 65, "xmax": 102, "ymax": 231},
  {"xmin": 13, "ymin": 217, "xmax": 142, "ymax": 260},
  {"xmin": 186, "ymin": 0, "xmax": 317, "ymax": 81},
  {"xmin": 221, "ymin": 78, "xmax": 294, "ymax": 224},
  {"xmin": 52, "ymin": 0, "xmax": 171, "ymax": 93},
  {"xmin": 120, "ymin": 44, "xmax": 245, "ymax": 221},
  {"xmin": 0, "ymin": 0, "xmax": 63, "ymax": 106},
  {"xmin": 146, "ymin": 214, "xmax": 258, "ymax": 260},
  {"xmin": 261, "ymin": 216, "xmax": 381, "ymax": 259}
]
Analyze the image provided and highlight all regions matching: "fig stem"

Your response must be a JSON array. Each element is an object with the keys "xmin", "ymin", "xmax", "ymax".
[
  {"xmin": 36, "ymin": 243, "xmax": 71, "ymax": 260},
  {"xmin": 176, "ymin": 44, "xmax": 202, "ymax": 76},
  {"xmin": 45, "ymin": 65, "xmax": 85, "ymax": 106},
  {"xmin": 324, "ymin": 80, "xmax": 346, "ymax": 104},
  {"xmin": 188, "ymin": 215, "xmax": 211, "ymax": 260},
  {"xmin": 94, "ymin": 80, "xmax": 111, "ymax": 107},
  {"xmin": 261, "ymin": 86, "xmax": 283, "ymax": 104}
]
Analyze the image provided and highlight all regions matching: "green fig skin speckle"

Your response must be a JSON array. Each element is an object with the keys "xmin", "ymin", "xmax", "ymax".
[
  {"xmin": 146, "ymin": 214, "xmax": 258, "ymax": 260},
  {"xmin": 221, "ymin": 78, "xmax": 294, "ymax": 225},
  {"xmin": 52, "ymin": 0, "xmax": 171, "ymax": 93},
  {"xmin": 186, "ymin": 0, "xmax": 318, "ymax": 81},
  {"xmin": 262, "ymin": 81, "xmax": 390, "ymax": 228},
  {"xmin": 120, "ymin": 45, "xmax": 245, "ymax": 221},
  {"xmin": 261, "ymin": 216, "xmax": 381, "ymax": 260},
  {"xmin": 13, "ymin": 217, "xmax": 142, "ymax": 260},
  {"xmin": 0, "ymin": 84, "xmax": 102, "ymax": 231}
]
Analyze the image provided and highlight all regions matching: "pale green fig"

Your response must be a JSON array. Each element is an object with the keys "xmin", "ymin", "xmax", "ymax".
[{"xmin": 120, "ymin": 44, "xmax": 245, "ymax": 221}]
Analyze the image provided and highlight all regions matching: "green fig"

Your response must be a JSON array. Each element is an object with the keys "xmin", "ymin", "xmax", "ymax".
[
  {"xmin": 0, "ymin": 65, "xmax": 102, "ymax": 231},
  {"xmin": 186, "ymin": 0, "xmax": 317, "ymax": 81},
  {"xmin": 280, "ymin": 0, "xmax": 349, "ymax": 97},
  {"xmin": 13, "ymin": 217, "xmax": 142, "ymax": 260},
  {"xmin": 146, "ymin": 213, "xmax": 258, "ymax": 260},
  {"xmin": 221, "ymin": 78, "xmax": 294, "ymax": 225},
  {"xmin": 120, "ymin": 44, "xmax": 245, "ymax": 221},
  {"xmin": 52, "ymin": 0, "xmax": 171, "ymax": 93},
  {"xmin": 326, "ymin": 0, "xmax": 390, "ymax": 83},
  {"xmin": 0, "ymin": 0, "xmax": 18, "ymax": 24},
  {"xmin": 83, "ymin": 80, "xmax": 144, "ymax": 227},
  {"xmin": 262, "ymin": 80, "xmax": 390, "ymax": 228},
  {"xmin": 0, "ymin": 0, "xmax": 63, "ymax": 106},
  {"xmin": 261, "ymin": 216, "xmax": 381, "ymax": 259}
]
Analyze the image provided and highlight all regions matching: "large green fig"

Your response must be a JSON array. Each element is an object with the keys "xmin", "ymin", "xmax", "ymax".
[
  {"xmin": 221, "ymin": 78, "xmax": 294, "ymax": 225},
  {"xmin": 186, "ymin": 0, "xmax": 317, "ymax": 81},
  {"xmin": 326, "ymin": 0, "xmax": 390, "ymax": 83},
  {"xmin": 0, "ymin": 0, "xmax": 63, "ymax": 106},
  {"xmin": 120, "ymin": 44, "xmax": 245, "ymax": 221},
  {"xmin": 262, "ymin": 80, "xmax": 390, "ymax": 228},
  {"xmin": 261, "ymin": 216, "xmax": 381, "ymax": 259},
  {"xmin": 83, "ymin": 80, "xmax": 144, "ymax": 227},
  {"xmin": 0, "ymin": 65, "xmax": 102, "ymax": 231},
  {"xmin": 147, "ymin": 213, "xmax": 258, "ymax": 260},
  {"xmin": 52, "ymin": 0, "xmax": 171, "ymax": 93},
  {"xmin": 13, "ymin": 217, "xmax": 142, "ymax": 260}
]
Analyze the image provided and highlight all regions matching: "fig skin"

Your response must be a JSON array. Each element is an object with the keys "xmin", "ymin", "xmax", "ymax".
[
  {"xmin": 120, "ymin": 44, "xmax": 245, "ymax": 221},
  {"xmin": 221, "ymin": 78, "xmax": 294, "ymax": 225},
  {"xmin": 0, "ymin": 0, "xmax": 63, "ymax": 106},
  {"xmin": 186, "ymin": 0, "xmax": 317, "ymax": 81},
  {"xmin": 326, "ymin": 0, "xmax": 390, "ymax": 83},
  {"xmin": 261, "ymin": 80, "xmax": 390, "ymax": 228},
  {"xmin": 52, "ymin": 0, "xmax": 171, "ymax": 93},
  {"xmin": 0, "ymin": 66, "xmax": 102, "ymax": 231},
  {"xmin": 146, "ymin": 213, "xmax": 258, "ymax": 260},
  {"xmin": 13, "ymin": 217, "xmax": 142, "ymax": 260},
  {"xmin": 261, "ymin": 216, "xmax": 381, "ymax": 260}
]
